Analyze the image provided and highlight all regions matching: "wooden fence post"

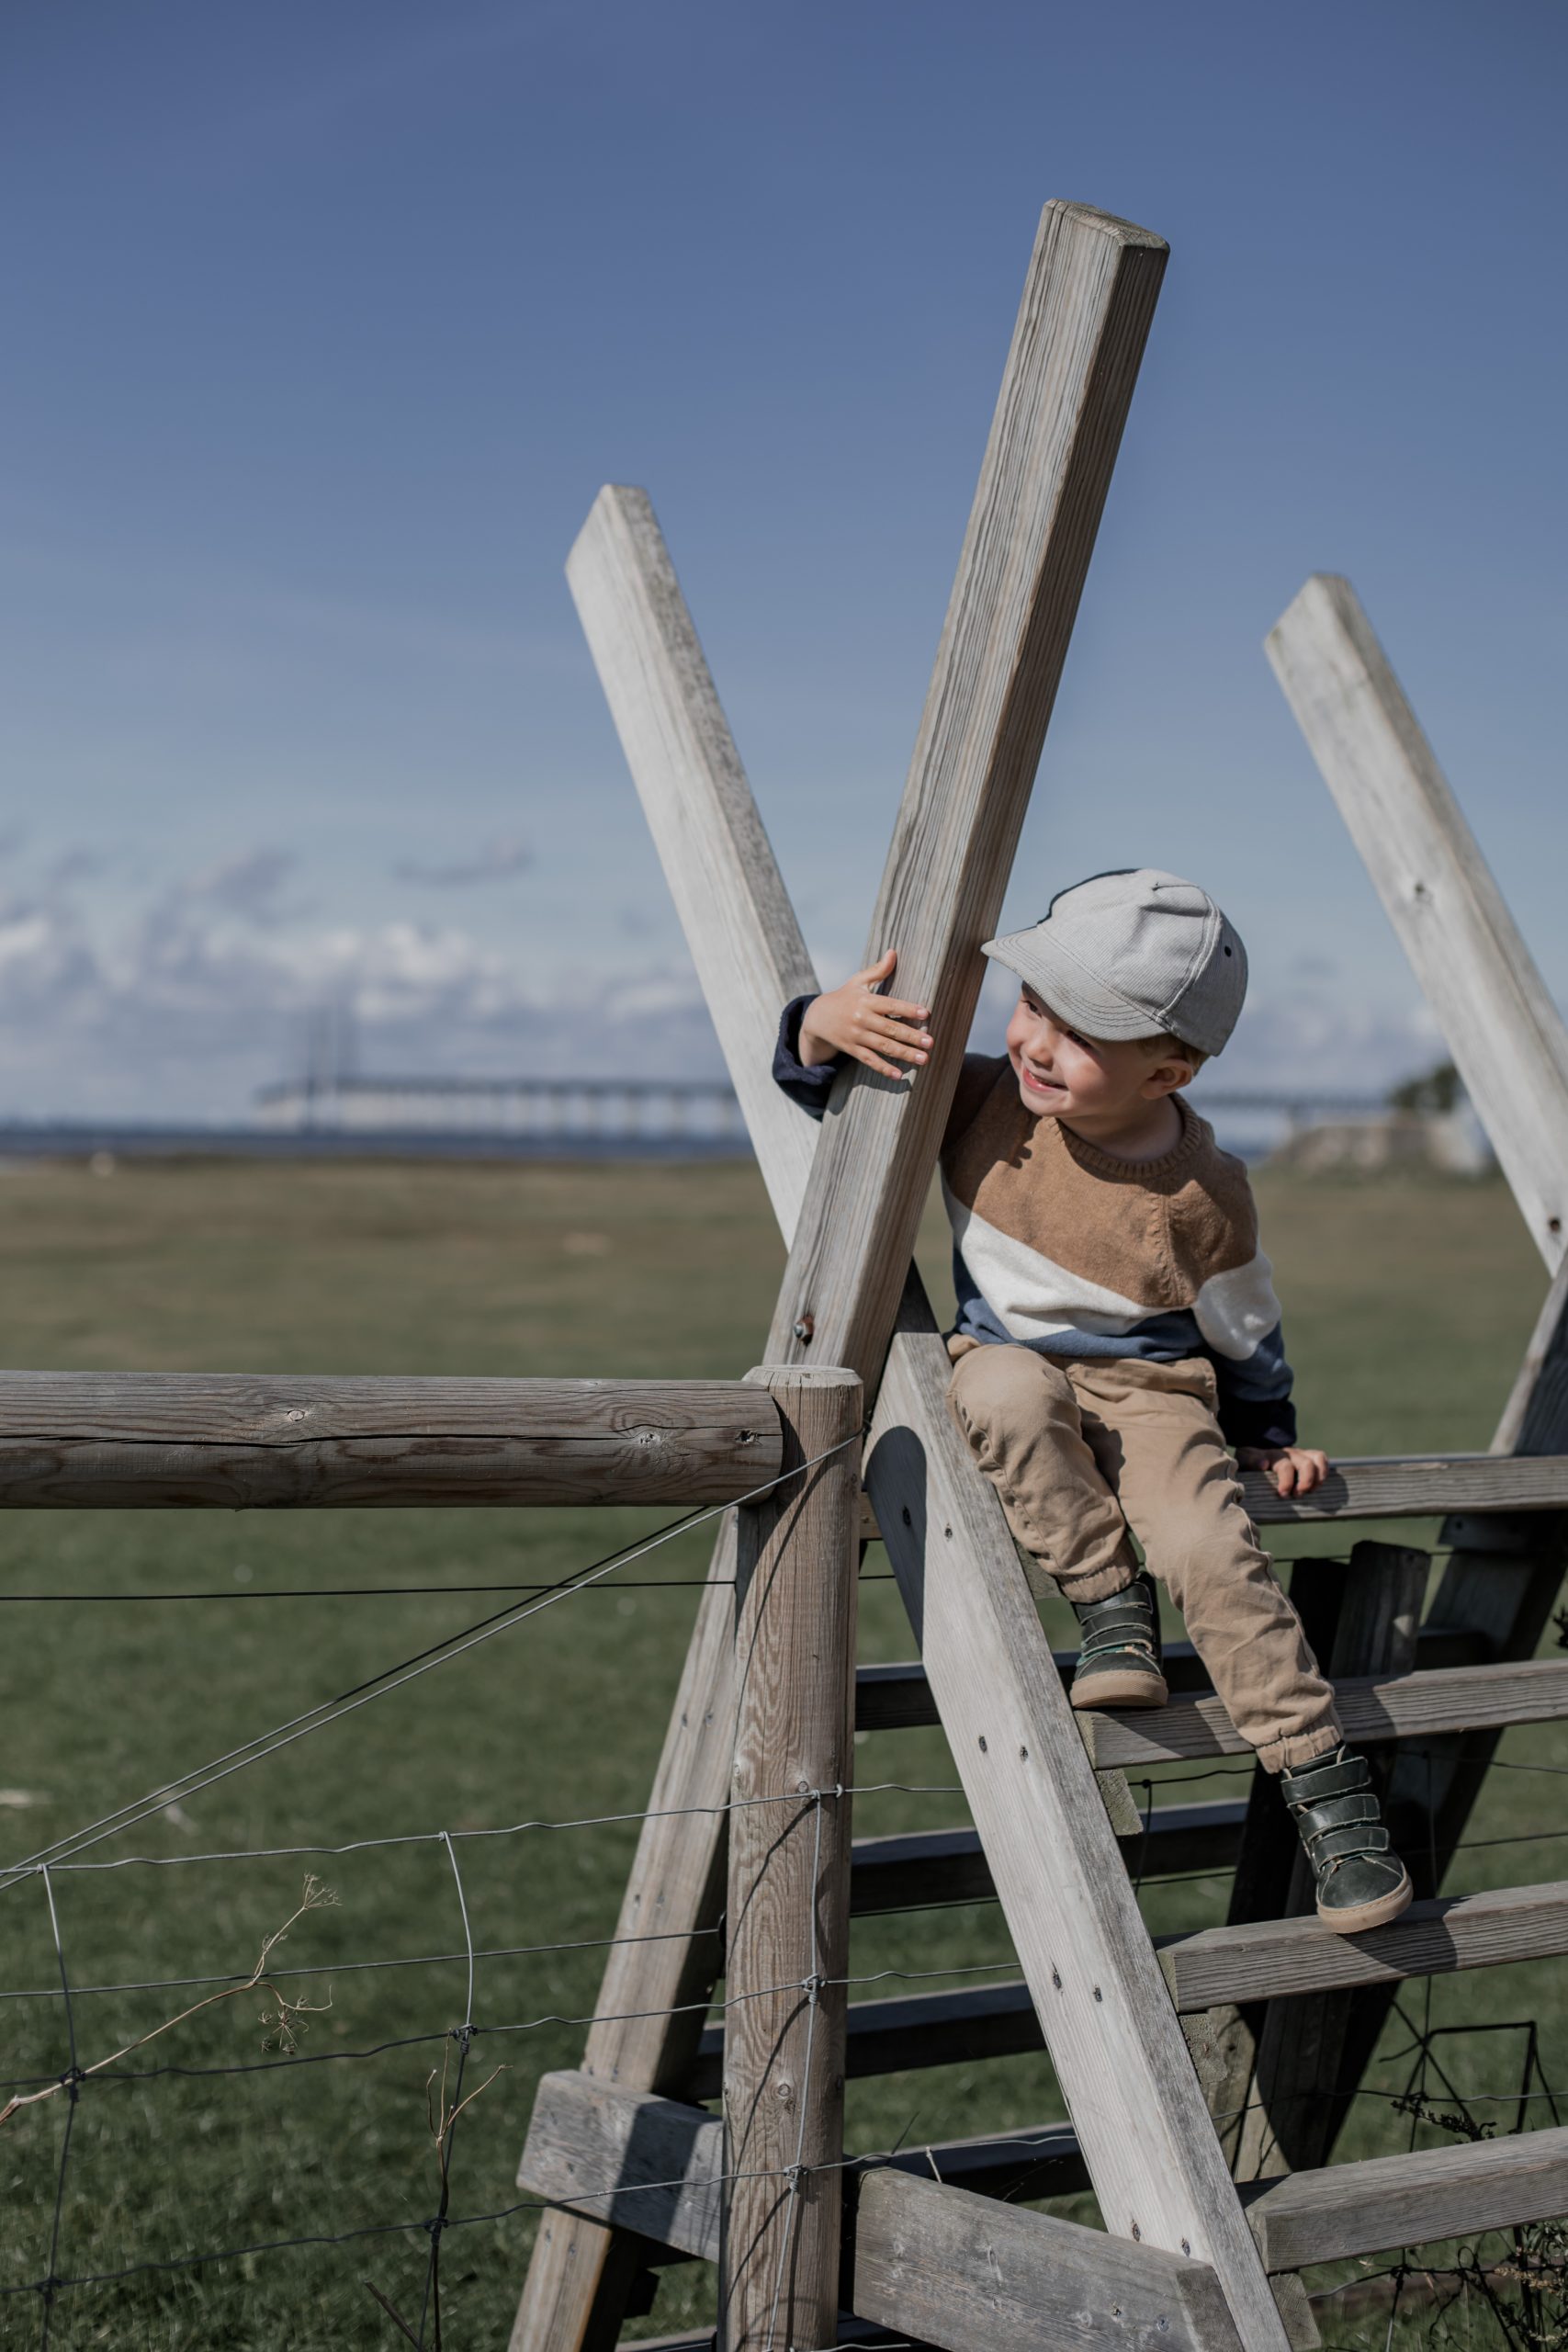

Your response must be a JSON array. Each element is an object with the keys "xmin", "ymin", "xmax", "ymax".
[{"xmin": 723, "ymin": 1366, "xmax": 862, "ymax": 2352}]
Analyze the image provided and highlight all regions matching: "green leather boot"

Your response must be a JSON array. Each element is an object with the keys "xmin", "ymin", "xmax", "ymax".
[
  {"xmin": 1280, "ymin": 1746, "xmax": 1413, "ymax": 1933},
  {"xmin": 1068, "ymin": 1570, "xmax": 1168, "ymax": 1711}
]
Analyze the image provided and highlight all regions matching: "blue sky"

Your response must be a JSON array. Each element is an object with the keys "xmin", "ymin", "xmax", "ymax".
[{"xmin": 1, "ymin": 0, "xmax": 1563, "ymax": 1115}]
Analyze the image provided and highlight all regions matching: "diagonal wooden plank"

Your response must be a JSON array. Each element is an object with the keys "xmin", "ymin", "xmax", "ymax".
[
  {"xmin": 865, "ymin": 1297, "xmax": 1292, "ymax": 2348},
  {"xmin": 565, "ymin": 484, "xmax": 818, "ymax": 1235},
  {"xmin": 767, "ymin": 200, "xmax": 1168, "ymax": 1384},
  {"xmin": 1266, "ymin": 572, "xmax": 1568, "ymax": 2174},
  {"xmin": 1267, "ymin": 573, "xmax": 1568, "ymax": 1272}
]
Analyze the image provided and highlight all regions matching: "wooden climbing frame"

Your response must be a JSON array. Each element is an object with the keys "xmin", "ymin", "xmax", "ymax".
[{"xmin": 508, "ymin": 200, "xmax": 1568, "ymax": 2352}]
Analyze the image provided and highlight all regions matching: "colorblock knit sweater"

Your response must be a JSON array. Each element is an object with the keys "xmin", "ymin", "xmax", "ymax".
[{"xmin": 773, "ymin": 999, "xmax": 1297, "ymax": 1450}]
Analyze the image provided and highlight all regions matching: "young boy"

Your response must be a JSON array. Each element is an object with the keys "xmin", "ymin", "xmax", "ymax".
[{"xmin": 773, "ymin": 868, "xmax": 1411, "ymax": 1935}]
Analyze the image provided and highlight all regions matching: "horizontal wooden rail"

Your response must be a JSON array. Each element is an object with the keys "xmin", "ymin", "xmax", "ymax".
[
  {"xmin": 1241, "ymin": 2129, "xmax": 1568, "ymax": 2271},
  {"xmin": 854, "ymin": 1453, "xmax": 1568, "ymax": 1543},
  {"xmin": 1159, "ymin": 1879, "xmax": 1568, "ymax": 2012},
  {"xmin": 1079, "ymin": 1657, "xmax": 1568, "ymax": 1770},
  {"xmin": 853, "ymin": 1625, "xmax": 1485, "ymax": 1732},
  {"xmin": 519, "ymin": 2075, "xmax": 1239, "ymax": 2347},
  {"xmin": 0, "ymin": 1374, "xmax": 784, "ymax": 1509}
]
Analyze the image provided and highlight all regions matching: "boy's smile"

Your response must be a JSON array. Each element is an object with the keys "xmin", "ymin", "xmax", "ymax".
[{"xmin": 1005, "ymin": 986, "xmax": 1196, "ymax": 1161}]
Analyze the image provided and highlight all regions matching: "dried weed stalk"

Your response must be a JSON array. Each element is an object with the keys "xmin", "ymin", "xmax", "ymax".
[{"xmin": 0, "ymin": 1873, "xmax": 338, "ymax": 2129}]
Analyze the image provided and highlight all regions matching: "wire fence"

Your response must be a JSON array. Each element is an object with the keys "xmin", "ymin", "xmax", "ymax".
[{"xmin": 3, "ymin": 1506, "xmax": 1565, "ymax": 2349}]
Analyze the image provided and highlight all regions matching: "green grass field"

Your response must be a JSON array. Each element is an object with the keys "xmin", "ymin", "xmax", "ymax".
[{"xmin": 0, "ymin": 1154, "xmax": 1562, "ymax": 2349}]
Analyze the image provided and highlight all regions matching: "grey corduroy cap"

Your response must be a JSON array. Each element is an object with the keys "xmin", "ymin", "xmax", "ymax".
[{"xmin": 982, "ymin": 869, "xmax": 1247, "ymax": 1057}]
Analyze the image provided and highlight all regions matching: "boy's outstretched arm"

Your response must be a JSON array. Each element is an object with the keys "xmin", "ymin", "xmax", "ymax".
[{"xmin": 796, "ymin": 949, "xmax": 932, "ymax": 1079}]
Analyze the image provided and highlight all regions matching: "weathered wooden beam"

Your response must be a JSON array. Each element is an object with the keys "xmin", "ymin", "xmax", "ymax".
[
  {"xmin": 1267, "ymin": 573, "xmax": 1568, "ymax": 1272},
  {"xmin": 768, "ymin": 200, "xmax": 1168, "ymax": 1385},
  {"xmin": 522, "ymin": 2075, "xmax": 1093, "ymax": 2261},
  {"xmin": 565, "ymin": 487, "xmax": 818, "ymax": 1237},
  {"xmin": 520, "ymin": 2075, "xmax": 1238, "ymax": 2350},
  {"xmin": 1079, "ymin": 1656, "xmax": 1568, "ymax": 1769},
  {"xmin": 1162, "ymin": 1878, "xmax": 1568, "ymax": 2013},
  {"xmin": 722, "ymin": 1367, "xmax": 861, "ymax": 2352},
  {"xmin": 1240, "ymin": 2129, "xmax": 1568, "ymax": 2272},
  {"xmin": 0, "ymin": 1373, "xmax": 782, "ymax": 1509},
  {"xmin": 515, "ymin": 481, "xmax": 838, "ymax": 2352},
  {"xmin": 861, "ymin": 1453, "xmax": 1568, "ymax": 1539},
  {"xmin": 841, "ymin": 1799, "xmax": 1248, "ymax": 1918},
  {"xmin": 854, "ymin": 1625, "xmax": 1485, "ymax": 1732},
  {"xmin": 866, "ymin": 1300, "xmax": 1293, "ymax": 2350},
  {"xmin": 850, "ymin": 2168, "xmax": 1244, "ymax": 2352}
]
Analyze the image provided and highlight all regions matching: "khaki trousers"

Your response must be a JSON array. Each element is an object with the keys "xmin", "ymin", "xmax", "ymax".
[{"xmin": 946, "ymin": 1344, "xmax": 1341, "ymax": 1774}]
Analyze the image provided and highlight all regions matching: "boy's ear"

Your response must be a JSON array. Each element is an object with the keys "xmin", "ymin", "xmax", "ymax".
[{"xmin": 1142, "ymin": 1055, "xmax": 1196, "ymax": 1098}]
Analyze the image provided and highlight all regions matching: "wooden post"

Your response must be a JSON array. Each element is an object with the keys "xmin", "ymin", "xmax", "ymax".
[
  {"xmin": 1267, "ymin": 574, "xmax": 1568, "ymax": 1273},
  {"xmin": 723, "ymin": 1367, "xmax": 861, "ymax": 2352},
  {"xmin": 768, "ymin": 200, "xmax": 1167, "ymax": 1384}
]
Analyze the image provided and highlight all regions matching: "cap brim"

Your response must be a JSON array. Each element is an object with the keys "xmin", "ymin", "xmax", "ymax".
[{"xmin": 981, "ymin": 929, "xmax": 1161, "ymax": 1043}]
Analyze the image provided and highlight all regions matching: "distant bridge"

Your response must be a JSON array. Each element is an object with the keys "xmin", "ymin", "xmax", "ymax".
[
  {"xmin": 254, "ymin": 1074, "xmax": 747, "ymax": 1144},
  {"xmin": 254, "ymin": 1073, "xmax": 1390, "ymax": 1144}
]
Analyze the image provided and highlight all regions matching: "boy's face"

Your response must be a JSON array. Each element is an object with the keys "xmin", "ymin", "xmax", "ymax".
[{"xmin": 1004, "ymin": 986, "xmax": 1193, "ymax": 1125}]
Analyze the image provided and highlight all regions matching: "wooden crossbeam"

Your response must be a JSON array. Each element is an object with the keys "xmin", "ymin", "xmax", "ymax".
[
  {"xmin": 521, "ymin": 2074, "xmax": 1243, "ymax": 2352},
  {"xmin": 0, "ymin": 1373, "xmax": 781, "ymax": 1509},
  {"xmin": 1079, "ymin": 1656, "xmax": 1568, "ymax": 1768},
  {"xmin": 854, "ymin": 1625, "xmax": 1485, "ymax": 1732},
  {"xmin": 766, "ymin": 204, "xmax": 1167, "ymax": 1387},
  {"xmin": 1240, "ymin": 2130, "xmax": 1568, "ymax": 2272},
  {"xmin": 1160, "ymin": 1877, "xmax": 1568, "ymax": 2011}
]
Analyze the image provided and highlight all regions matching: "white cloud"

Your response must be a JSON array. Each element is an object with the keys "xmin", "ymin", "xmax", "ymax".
[
  {"xmin": 0, "ymin": 847, "xmax": 724, "ymax": 1119},
  {"xmin": 393, "ymin": 835, "xmax": 531, "ymax": 888}
]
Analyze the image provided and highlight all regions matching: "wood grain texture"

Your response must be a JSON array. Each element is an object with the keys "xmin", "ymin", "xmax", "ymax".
[
  {"xmin": 1241, "ymin": 2128, "xmax": 1568, "ymax": 2270},
  {"xmin": 1079, "ymin": 1657, "xmax": 1568, "ymax": 1769},
  {"xmin": 520, "ymin": 2075, "xmax": 1091, "ymax": 2260},
  {"xmin": 565, "ymin": 486, "xmax": 818, "ymax": 1237},
  {"xmin": 1161, "ymin": 1878, "xmax": 1568, "ymax": 2013},
  {"xmin": 767, "ymin": 201, "xmax": 1167, "ymax": 1385},
  {"xmin": 1267, "ymin": 573, "xmax": 1568, "ymax": 1272},
  {"xmin": 0, "ymin": 1373, "xmax": 782, "ymax": 1510},
  {"xmin": 723, "ymin": 1368, "xmax": 861, "ymax": 2352},
  {"xmin": 851, "ymin": 2169, "xmax": 1244, "ymax": 2352},
  {"xmin": 866, "ymin": 1302, "xmax": 1292, "ymax": 2351},
  {"xmin": 511, "ymin": 1527, "xmax": 739, "ymax": 2352},
  {"xmin": 1242, "ymin": 1454, "xmax": 1568, "ymax": 1522}
]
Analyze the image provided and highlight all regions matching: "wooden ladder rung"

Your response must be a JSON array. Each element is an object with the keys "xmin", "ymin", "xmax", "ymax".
[
  {"xmin": 1079, "ymin": 1657, "xmax": 1568, "ymax": 1770},
  {"xmin": 520, "ymin": 2072, "xmax": 1089, "ymax": 2267},
  {"xmin": 846, "ymin": 1800, "xmax": 1246, "ymax": 1917},
  {"xmin": 853, "ymin": 1624, "xmax": 1486, "ymax": 1734},
  {"xmin": 859, "ymin": 1456, "xmax": 1568, "ymax": 1544},
  {"xmin": 1158, "ymin": 1879, "xmax": 1568, "ymax": 2012},
  {"xmin": 1240, "ymin": 2126, "xmax": 1568, "ymax": 2269},
  {"xmin": 686, "ymin": 1977, "xmax": 1043, "ymax": 2099}
]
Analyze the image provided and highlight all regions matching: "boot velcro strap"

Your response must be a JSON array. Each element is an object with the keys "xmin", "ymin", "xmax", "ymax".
[
  {"xmin": 1081, "ymin": 1624, "xmax": 1157, "ymax": 1661},
  {"xmin": 1285, "ymin": 1756, "xmax": 1370, "ymax": 1804},
  {"xmin": 1314, "ymin": 1822, "xmax": 1393, "ymax": 1865},
  {"xmin": 1292, "ymin": 1792, "xmax": 1382, "ymax": 1841}
]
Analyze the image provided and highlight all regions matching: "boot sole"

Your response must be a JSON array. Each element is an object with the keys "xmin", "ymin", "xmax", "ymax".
[
  {"xmin": 1317, "ymin": 1871, "xmax": 1414, "ymax": 1936},
  {"xmin": 1070, "ymin": 1671, "xmax": 1168, "ymax": 1711}
]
